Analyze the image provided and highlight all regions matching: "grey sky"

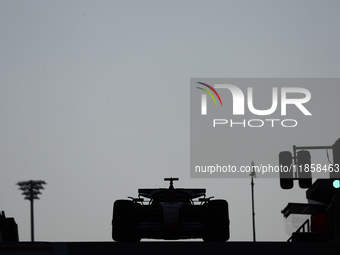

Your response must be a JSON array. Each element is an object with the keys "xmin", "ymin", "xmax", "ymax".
[{"xmin": 0, "ymin": 1, "xmax": 339, "ymax": 241}]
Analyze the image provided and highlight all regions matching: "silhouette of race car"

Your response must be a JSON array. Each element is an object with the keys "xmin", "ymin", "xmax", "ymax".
[{"xmin": 112, "ymin": 178, "xmax": 229, "ymax": 242}]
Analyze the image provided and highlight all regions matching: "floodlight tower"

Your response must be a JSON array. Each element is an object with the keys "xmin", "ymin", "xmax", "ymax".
[{"xmin": 16, "ymin": 180, "xmax": 46, "ymax": 242}]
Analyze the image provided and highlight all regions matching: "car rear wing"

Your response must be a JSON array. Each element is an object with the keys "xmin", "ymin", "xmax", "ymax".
[{"xmin": 138, "ymin": 188, "xmax": 206, "ymax": 199}]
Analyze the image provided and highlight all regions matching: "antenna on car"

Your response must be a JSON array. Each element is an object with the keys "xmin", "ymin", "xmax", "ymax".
[{"xmin": 164, "ymin": 177, "xmax": 179, "ymax": 189}]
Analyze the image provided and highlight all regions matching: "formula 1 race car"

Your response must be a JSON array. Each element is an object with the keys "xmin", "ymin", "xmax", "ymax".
[{"xmin": 111, "ymin": 178, "xmax": 229, "ymax": 242}]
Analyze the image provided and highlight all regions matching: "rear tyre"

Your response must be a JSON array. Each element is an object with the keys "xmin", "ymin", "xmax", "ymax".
[
  {"xmin": 203, "ymin": 200, "xmax": 229, "ymax": 242},
  {"xmin": 112, "ymin": 200, "xmax": 140, "ymax": 242}
]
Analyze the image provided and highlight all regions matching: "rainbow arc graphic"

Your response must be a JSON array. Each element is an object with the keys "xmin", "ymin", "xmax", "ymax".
[{"xmin": 196, "ymin": 82, "xmax": 222, "ymax": 115}]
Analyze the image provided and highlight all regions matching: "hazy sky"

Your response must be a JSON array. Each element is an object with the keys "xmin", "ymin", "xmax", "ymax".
[{"xmin": 1, "ymin": 1, "xmax": 339, "ymax": 241}]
